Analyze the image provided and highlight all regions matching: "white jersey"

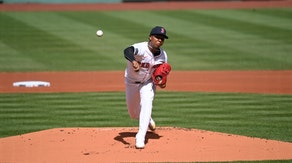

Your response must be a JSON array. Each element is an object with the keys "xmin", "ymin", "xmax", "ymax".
[{"xmin": 125, "ymin": 41, "xmax": 168, "ymax": 84}]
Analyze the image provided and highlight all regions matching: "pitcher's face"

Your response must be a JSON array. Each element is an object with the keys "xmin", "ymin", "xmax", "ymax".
[{"xmin": 149, "ymin": 35, "xmax": 165, "ymax": 49}]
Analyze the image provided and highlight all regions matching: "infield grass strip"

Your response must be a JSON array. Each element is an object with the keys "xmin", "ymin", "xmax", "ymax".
[
  {"xmin": 0, "ymin": 92, "xmax": 291, "ymax": 143},
  {"xmin": 1, "ymin": 9, "xmax": 292, "ymax": 71}
]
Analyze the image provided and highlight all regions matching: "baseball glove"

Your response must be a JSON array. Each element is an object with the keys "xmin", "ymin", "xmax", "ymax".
[{"xmin": 152, "ymin": 63, "xmax": 171, "ymax": 88}]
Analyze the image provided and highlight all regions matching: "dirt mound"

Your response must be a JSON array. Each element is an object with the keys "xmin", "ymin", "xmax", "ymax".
[{"xmin": 1, "ymin": 127, "xmax": 292, "ymax": 163}]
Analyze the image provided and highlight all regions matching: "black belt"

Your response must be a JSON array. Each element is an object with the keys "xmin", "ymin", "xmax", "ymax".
[{"xmin": 135, "ymin": 81, "xmax": 141, "ymax": 84}]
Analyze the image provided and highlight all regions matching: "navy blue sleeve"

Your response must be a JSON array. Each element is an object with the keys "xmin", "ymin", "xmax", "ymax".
[{"xmin": 124, "ymin": 46, "xmax": 135, "ymax": 62}]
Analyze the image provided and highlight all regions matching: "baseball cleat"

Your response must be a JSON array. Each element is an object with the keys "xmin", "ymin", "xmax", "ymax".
[
  {"xmin": 135, "ymin": 139, "xmax": 145, "ymax": 149},
  {"xmin": 148, "ymin": 118, "xmax": 156, "ymax": 131}
]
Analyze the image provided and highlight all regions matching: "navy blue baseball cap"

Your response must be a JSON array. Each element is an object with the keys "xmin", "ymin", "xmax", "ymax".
[{"xmin": 149, "ymin": 26, "xmax": 168, "ymax": 39}]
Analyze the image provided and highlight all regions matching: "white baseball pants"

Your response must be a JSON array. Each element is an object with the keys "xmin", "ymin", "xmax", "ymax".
[{"xmin": 125, "ymin": 79, "xmax": 156, "ymax": 142}]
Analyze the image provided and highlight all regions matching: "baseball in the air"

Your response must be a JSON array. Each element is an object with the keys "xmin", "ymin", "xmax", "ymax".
[{"xmin": 96, "ymin": 30, "xmax": 103, "ymax": 37}]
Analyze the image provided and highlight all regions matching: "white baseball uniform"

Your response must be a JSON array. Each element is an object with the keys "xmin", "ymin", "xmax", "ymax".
[{"xmin": 124, "ymin": 41, "xmax": 168, "ymax": 143}]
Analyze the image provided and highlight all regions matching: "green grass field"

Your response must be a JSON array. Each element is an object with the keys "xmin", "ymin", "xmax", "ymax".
[
  {"xmin": 1, "ymin": 8, "xmax": 292, "ymax": 162},
  {"xmin": 1, "ymin": 9, "xmax": 292, "ymax": 71},
  {"xmin": 0, "ymin": 92, "xmax": 291, "ymax": 142}
]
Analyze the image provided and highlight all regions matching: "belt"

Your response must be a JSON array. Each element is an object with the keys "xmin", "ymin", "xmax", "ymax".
[{"xmin": 135, "ymin": 81, "xmax": 142, "ymax": 84}]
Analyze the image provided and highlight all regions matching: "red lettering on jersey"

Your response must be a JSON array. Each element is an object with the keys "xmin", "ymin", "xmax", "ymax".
[{"xmin": 140, "ymin": 63, "xmax": 150, "ymax": 69}]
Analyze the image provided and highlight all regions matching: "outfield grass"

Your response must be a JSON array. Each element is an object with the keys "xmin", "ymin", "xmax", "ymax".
[{"xmin": 0, "ymin": 8, "xmax": 292, "ymax": 71}]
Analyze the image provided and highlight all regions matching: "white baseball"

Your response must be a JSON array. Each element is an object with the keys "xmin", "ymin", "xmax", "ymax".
[{"xmin": 96, "ymin": 30, "xmax": 103, "ymax": 37}]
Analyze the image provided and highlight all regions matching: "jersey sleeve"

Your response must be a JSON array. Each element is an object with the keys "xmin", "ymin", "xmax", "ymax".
[{"xmin": 124, "ymin": 46, "xmax": 135, "ymax": 62}]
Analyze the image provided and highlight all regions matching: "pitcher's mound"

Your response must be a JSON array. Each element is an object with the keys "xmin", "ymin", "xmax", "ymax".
[{"xmin": 1, "ymin": 127, "xmax": 292, "ymax": 163}]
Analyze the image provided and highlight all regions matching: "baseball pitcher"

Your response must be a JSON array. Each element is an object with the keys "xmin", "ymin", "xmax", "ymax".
[{"xmin": 124, "ymin": 26, "xmax": 171, "ymax": 149}]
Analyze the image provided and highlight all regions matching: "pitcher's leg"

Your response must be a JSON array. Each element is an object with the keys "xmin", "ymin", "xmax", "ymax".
[
  {"xmin": 125, "ymin": 83, "xmax": 140, "ymax": 119},
  {"xmin": 135, "ymin": 82, "xmax": 155, "ymax": 148}
]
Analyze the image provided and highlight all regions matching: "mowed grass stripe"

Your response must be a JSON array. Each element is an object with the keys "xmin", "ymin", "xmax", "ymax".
[
  {"xmin": 3, "ymin": 12, "xmax": 135, "ymax": 66},
  {"xmin": 0, "ymin": 12, "xmax": 124, "ymax": 71},
  {"xmin": 186, "ymin": 9, "xmax": 292, "ymax": 59},
  {"xmin": 0, "ymin": 92, "xmax": 130, "ymax": 137},
  {"xmin": 1, "ymin": 9, "xmax": 292, "ymax": 71},
  {"xmin": 192, "ymin": 9, "xmax": 292, "ymax": 32},
  {"xmin": 159, "ymin": 10, "xmax": 292, "ymax": 68},
  {"xmin": 153, "ymin": 92, "xmax": 292, "ymax": 142},
  {"xmin": 60, "ymin": 11, "xmax": 149, "ymax": 42},
  {"xmin": 244, "ymin": 8, "xmax": 292, "ymax": 22},
  {"xmin": 100, "ymin": 11, "xmax": 221, "ymax": 70},
  {"xmin": 123, "ymin": 10, "xmax": 292, "ymax": 70},
  {"xmin": 2, "ymin": 92, "xmax": 290, "ymax": 142},
  {"xmin": 0, "ymin": 15, "xmax": 48, "ymax": 71},
  {"xmin": 0, "ymin": 42, "xmax": 45, "ymax": 71},
  {"xmin": 0, "ymin": 13, "xmax": 106, "ymax": 71}
]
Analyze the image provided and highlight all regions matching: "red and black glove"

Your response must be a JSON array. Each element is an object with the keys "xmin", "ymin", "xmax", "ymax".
[{"xmin": 152, "ymin": 63, "xmax": 171, "ymax": 88}]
